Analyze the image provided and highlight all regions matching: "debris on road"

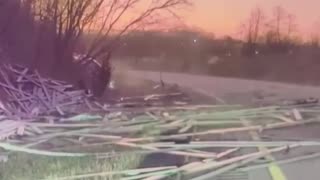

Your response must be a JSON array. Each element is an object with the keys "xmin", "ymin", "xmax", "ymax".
[
  {"xmin": 0, "ymin": 98, "xmax": 318, "ymax": 179},
  {"xmin": 0, "ymin": 63, "xmax": 319, "ymax": 179},
  {"xmin": 281, "ymin": 97, "xmax": 319, "ymax": 106}
]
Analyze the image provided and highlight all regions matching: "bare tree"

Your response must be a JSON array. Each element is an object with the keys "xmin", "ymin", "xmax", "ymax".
[
  {"xmin": 0, "ymin": 0, "xmax": 191, "ymax": 96},
  {"xmin": 29, "ymin": 0, "xmax": 191, "ymax": 67},
  {"xmin": 0, "ymin": 0, "xmax": 39, "ymax": 66},
  {"xmin": 286, "ymin": 14, "xmax": 297, "ymax": 37},
  {"xmin": 30, "ymin": 0, "xmax": 105, "ymax": 69},
  {"xmin": 273, "ymin": 6, "xmax": 286, "ymax": 42},
  {"xmin": 309, "ymin": 20, "xmax": 320, "ymax": 48},
  {"xmin": 265, "ymin": 6, "xmax": 299, "ymax": 53},
  {"xmin": 84, "ymin": 0, "xmax": 192, "ymax": 61},
  {"xmin": 78, "ymin": 0, "xmax": 192, "ymax": 96},
  {"xmin": 310, "ymin": 34, "xmax": 319, "ymax": 48},
  {"xmin": 240, "ymin": 7, "xmax": 265, "ymax": 56}
]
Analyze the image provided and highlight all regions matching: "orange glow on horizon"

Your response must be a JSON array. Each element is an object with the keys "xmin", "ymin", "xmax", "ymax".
[{"xmin": 179, "ymin": 0, "xmax": 320, "ymax": 39}]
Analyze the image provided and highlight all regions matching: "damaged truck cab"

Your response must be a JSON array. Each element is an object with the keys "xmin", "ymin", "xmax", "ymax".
[{"xmin": 72, "ymin": 53, "xmax": 112, "ymax": 98}]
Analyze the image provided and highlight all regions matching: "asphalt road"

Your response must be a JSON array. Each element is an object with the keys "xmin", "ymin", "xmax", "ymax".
[
  {"xmin": 129, "ymin": 70, "xmax": 320, "ymax": 104},
  {"xmin": 129, "ymin": 70, "xmax": 320, "ymax": 180}
]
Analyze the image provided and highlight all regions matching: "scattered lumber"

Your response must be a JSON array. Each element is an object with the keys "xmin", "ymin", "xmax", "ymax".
[
  {"xmin": 0, "ymin": 63, "xmax": 319, "ymax": 180},
  {"xmin": 0, "ymin": 63, "xmax": 190, "ymax": 120},
  {"xmin": 0, "ymin": 100, "xmax": 318, "ymax": 179}
]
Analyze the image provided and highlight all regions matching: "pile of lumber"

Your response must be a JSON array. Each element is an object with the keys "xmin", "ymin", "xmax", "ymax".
[
  {"xmin": 0, "ymin": 63, "xmax": 188, "ymax": 119},
  {"xmin": 0, "ymin": 63, "xmax": 94, "ymax": 118}
]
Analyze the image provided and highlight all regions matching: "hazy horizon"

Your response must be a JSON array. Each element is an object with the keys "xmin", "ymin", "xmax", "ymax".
[{"xmin": 181, "ymin": 0, "xmax": 320, "ymax": 39}]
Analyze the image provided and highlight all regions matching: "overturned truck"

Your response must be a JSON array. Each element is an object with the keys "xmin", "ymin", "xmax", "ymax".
[{"xmin": 72, "ymin": 53, "xmax": 112, "ymax": 98}]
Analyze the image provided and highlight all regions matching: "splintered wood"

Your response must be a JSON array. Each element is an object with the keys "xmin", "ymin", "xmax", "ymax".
[
  {"xmin": 0, "ymin": 63, "xmax": 190, "ymax": 120},
  {"xmin": 0, "ymin": 63, "xmax": 320, "ymax": 180},
  {"xmin": 0, "ymin": 99, "xmax": 318, "ymax": 179},
  {"xmin": 0, "ymin": 63, "xmax": 93, "ymax": 118}
]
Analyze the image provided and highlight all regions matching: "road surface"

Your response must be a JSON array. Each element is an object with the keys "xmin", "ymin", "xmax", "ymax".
[
  {"xmin": 128, "ymin": 70, "xmax": 320, "ymax": 105},
  {"xmin": 129, "ymin": 70, "xmax": 320, "ymax": 180}
]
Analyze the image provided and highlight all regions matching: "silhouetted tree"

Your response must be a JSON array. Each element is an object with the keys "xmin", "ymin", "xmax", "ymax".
[
  {"xmin": 0, "ymin": 0, "xmax": 191, "ymax": 97},
  {"xmin": 85, "ymin": 0, "xmax": 192, "ymax": 62},
  {"xmin": 240, "ymin": 7, "xmax": 265, "ymax": 56},
  {"xmin": 309, "ymin": 20, "xmax": 320, "ymax": 48},
  {"xmin": 264, "ymin": 6, "xmax": 299, "ymax": 53}
]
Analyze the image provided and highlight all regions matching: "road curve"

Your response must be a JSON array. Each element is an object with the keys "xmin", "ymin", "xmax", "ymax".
[{"xmin": 129, "ymin": 70, "xmax": 320, "ymax": 104}]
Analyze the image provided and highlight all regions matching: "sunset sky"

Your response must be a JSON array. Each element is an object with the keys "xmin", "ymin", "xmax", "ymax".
[{"xmin": 182, "ymin": 0, "xmax": 320, "ymax": 39}]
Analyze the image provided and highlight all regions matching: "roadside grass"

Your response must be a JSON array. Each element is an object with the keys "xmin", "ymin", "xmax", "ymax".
[
  {"xmin": 0, "ymin": 123, "xmax": 164, "ymax": 180},
  {"xmin": 0, "ymin": 151, "xmax": 142, "ymax": 180}
]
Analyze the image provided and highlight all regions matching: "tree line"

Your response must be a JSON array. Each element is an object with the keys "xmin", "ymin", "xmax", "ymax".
[
  {"xmin": 0, "ymin": 0, "xmax": 191, "ymax": 78},
  {"xmin": 240, "ymin": 6, "xmax": 308, "ymax": 56},
  {"xmin": 112, "ymin": 5, "xmax": 320, "ymax": 61}
]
